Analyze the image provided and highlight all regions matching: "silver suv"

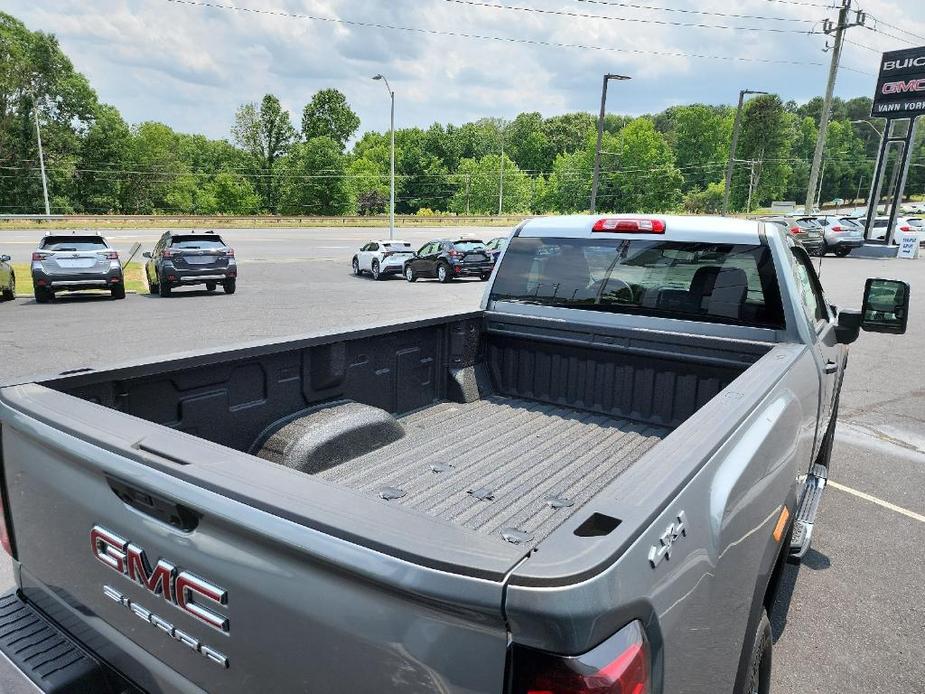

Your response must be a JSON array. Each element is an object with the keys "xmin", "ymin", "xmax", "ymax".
[
  {"xmin": 813, "ymin": 215, "xmax": 865, "ymax": 256},
  {"xmin": 31, "ymin": 233, "xmax": 124, "ymax": 303}
]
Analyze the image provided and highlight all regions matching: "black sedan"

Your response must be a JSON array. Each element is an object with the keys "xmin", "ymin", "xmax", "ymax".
[{"xmin": 403, "ymin": 239, "xmax": 494, "ymax": 283}]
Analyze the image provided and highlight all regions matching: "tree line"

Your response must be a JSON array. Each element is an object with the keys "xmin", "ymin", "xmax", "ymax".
[{"xmin": 2, "ymin": 12, "xmax": 922, "ymax": 218}]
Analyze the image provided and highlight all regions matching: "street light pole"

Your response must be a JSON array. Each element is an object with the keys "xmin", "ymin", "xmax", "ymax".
[
  {"xmin": 590, "ymin": 73, "xmax": 630, "ymax": 214},
  {"xmin": 722, "ymin": 89, "xmax": 767, "ymax": 214},
  {"xmin": 850, "ymin": 119, "xmax": 884, "ymax": 138},
  {"xmin": 32, "ymin": 93, "xmax": 51, "ymax": 216},
  {"xmin": 498, "ymin": 124, "xmax": 505, "ymax": 216},
  {"xmin": 372, "ymin": 74, "xmax": 395, "ymax": 240}
]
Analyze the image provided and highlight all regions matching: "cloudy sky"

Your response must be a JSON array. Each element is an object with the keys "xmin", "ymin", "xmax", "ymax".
[{"xmin": 7, "ymin": 0, "xmax": 924, "ymax": 140}]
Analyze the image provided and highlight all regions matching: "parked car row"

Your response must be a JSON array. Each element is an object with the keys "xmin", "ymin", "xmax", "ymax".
[
  {"xmin": 352, "ymin": 236, "xmax": 508, "ymax": 283},
  {"xmin": 757, "ymin": 214, "xmax": 866, "ymax": 257},
  {"xmin": 0, "ymin": 230, "xmax": 238, "ymax": 305}
]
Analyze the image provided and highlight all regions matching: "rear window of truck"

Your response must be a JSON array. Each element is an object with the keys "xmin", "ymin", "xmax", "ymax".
[
  {"xmin": 40, "ymin": 236, "xmax": 107, "ymax": 251},
  {"xmin": 489, "ymin": 237, "xmax": 785, "ymax": 329}
]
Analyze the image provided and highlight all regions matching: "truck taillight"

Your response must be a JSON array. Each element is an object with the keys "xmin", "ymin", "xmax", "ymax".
[
  {"xmin": 593, "ymin": 218, "xmax": 665, "ymax": 233},
  {"xmin": 509, "ymin": 621, "xmax": 651, "ymax": 694}
]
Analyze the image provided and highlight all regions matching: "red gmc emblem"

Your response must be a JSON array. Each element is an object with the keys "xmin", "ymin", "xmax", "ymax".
[{"xmin": 90, "ymin": 526, "xmax": 229, "ymax": 632}]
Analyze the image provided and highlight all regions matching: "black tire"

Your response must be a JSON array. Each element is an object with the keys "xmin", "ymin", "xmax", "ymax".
[
  {"xmin": 352, "ymin": 257, "xmax": 361, "ymax": 276},
  {"xmin": 479, "ymin": 272, "xmax": 491, "ymax": 281},
  {"xmin": 33, "ymin": 286, "xmax": 52, "ymax": 304},
  {"xmin": 159, "ymin": 280, "xmax": 172, "ymax": 297},
  {"xmin": 111, "ymin": 284, "xmax": 126, "ymax": 300},
  {"xmin": 739, "ymin": 611, "xmax": 772, "ymax": 694},
  {"xmin": 148, "ymin": 276, "xmax": 160, "ymax": 294},
  {"xmin": 206, "ymin": 281, "xmax": 217, "ymax": 292},
  {"xmin": 437, "ymin": 262, "xmax": 452, "ymax": 283},
  {"xmin": 223, "ymin": 278, "xmax": 236, "ymax": 294},
  {"xmin": 371, "ymin": 260, "xmax": 382, "ymax": 280},
  {"xmin": 1, "ymin": 272, "xmax": 13, "ymax": 301},
  {"xmin": 834, "ymin": 247, "xmax": 851, "ymax": 257},
  {"xmin": 404, "ymin": 265, "xmax": 416, "ymax": 282}
]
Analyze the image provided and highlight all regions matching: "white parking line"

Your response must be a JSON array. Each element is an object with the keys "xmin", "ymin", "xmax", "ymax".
[{"xmin": 828, "ymin": 480, "xmax": 925, "ymax": 523}]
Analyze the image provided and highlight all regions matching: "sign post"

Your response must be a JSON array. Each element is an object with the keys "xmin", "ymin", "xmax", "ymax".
[{"xmin": 864, "ymin": 46, "xmax": 925, "ymax": 246}]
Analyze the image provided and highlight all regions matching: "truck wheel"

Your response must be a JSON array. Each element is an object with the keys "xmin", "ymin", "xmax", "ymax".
[
  {"xmin": 437, "ymin": 263, "xmax": 452, "ymax": 283},
  {"xmin": 223, "ymin": 278, "xmax": 236, "ymax": 295},
  {"xmin": 404, "ymin": 266, "xmax": 416, "ymax": 282},
  {"xmin": 159, "ymin": 281, "xmax": 172, "ymax": 298},
  {"xmin": 834, "ymin": 247, "xmax": 851, "ymax": 257},
  {"xmin": 111, "ymin": 284, "xmax": 126, "ymax": 300},
  {"xmin": 739, "ymin": 611, "xmax": 772, "ymax": 694},
  {"xmin": 371, "ymin": 260, "xmax": 382, "ymax": 280}
]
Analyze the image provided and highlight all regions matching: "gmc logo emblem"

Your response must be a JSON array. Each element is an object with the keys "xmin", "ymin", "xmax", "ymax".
[
  {"xmin": 882, "ymin": 78, "xmax": 925, "ymax": 95},
  {"xmin": 90, "ymin": 526, "xmax": 229, "ymax": 632}
]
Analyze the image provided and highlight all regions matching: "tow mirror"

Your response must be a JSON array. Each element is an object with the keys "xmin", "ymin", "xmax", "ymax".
[
  {"xmin": 861, "ymin": 278, "xmax": 909, "ymax": 334},
  {"xmin": 142, "ymin": 251, "xmax": 152, "ymax": 258}
]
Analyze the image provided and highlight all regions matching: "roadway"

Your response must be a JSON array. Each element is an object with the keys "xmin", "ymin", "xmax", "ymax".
[{"xmin": 0, "ymin": 226, "xmax": 923, "ymax": 693}]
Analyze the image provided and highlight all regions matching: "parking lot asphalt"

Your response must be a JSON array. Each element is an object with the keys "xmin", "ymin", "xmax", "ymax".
[{"xmin": 0, "ymin": 227, "xmax": 923, "ymax": 693}]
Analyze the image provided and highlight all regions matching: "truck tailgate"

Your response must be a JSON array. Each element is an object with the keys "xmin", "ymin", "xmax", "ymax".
[{"xmin": 0, "ymin": 386, "xmax": 513, "ymax": 693}]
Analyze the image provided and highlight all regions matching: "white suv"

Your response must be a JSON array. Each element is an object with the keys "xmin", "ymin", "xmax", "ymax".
[{"xmin": 352, "ymin": 240, "xmax": 415, "ymax": 280}]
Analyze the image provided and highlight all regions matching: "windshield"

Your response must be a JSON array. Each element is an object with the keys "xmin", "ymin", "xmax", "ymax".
[
  {"xmin": 170, "ymin": 237, "xmax": 226, "ymax": 249},
  {"xmin": 489, "ymin": 237, "xmax": 785, "ymax": 329},
  {"xmin": 41, "ymin": 236, "xmax": 107, "ymax": 251}
]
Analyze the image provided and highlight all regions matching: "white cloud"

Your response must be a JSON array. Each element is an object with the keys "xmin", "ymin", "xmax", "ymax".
[{"xmin": 7, "ymin": 0, "xmax": 923, "ymax": 139}]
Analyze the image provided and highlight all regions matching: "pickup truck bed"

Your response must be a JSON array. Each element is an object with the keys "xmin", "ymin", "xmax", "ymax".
[{"xmin": 319, "ymin": 395, "xmax": 669, "ymax": 543}]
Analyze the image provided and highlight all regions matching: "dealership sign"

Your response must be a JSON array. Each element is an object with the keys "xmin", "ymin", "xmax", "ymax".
[{"xmin": 872, "ymin": 46, "xmax": 925, "ymax": 117}]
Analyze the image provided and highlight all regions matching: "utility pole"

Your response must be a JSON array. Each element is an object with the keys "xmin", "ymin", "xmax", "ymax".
[
  {"xmin": 372, "ymin": 74, "xmax": 395, "ymax": 239},
  {"xmin": 746, "ymin": 160, "xmax": 758, "ymax": 214},
  {"xmin": 590, "ymin": 73, "xmax": 631, "ymax": 213},
  {"xmin": 498, "ymin": 125, "xmax": 505, "ymax": 216},
  {"xmin": 803, "ymin": 0, "xmax": 866, "ymax": 214},
  {"xmin": 722, "ymin": 89, "xmax": 767, "ymax": 214},
  {"xmin": 465, "ymin": 173, "xmax": 471, "ymax": 216},
  {"xmin": 32, "ymin": 94, "xmax": 51, "ymax": 216}
]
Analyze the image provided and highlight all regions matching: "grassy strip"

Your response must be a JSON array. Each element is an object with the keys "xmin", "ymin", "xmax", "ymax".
[
  {"xmin": 0, "ymin": 215, "xmax": 528, "ymax": 231},
  {"xmin": 11, "ymin": 262, "xmax": 148, "ymax": 295}
]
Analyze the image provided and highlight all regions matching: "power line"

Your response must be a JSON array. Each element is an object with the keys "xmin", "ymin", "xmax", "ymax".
[
  {"xmin": 570, "ymin": 0, "xmax": 817, "ymax": 23},
  {"xmin": 754, "ymin": 0, "xmax": 834, "ymax": 8},
  {"xmin": 163, "ymin": 0, "xmax": 836, "ymax": 68},
  {"xmin": 866, "ymin": 15, "xmax": 925, "ymax": 43},
  {"xmin": 442, "ymin": 0, "xmax": 821, "ymax": 33},
  {"xmin": 865, "ymin": 25, "xmax": 915, "ymax": 46}
]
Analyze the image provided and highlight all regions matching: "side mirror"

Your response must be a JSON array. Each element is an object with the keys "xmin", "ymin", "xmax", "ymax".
[
  {"xmin": 861, "ymin": 278, "xmax": 910, "ymax": 335},
  {"xmin": 142, "ymin": 251, "xmax": 152, "ymax": 258},
  {"xmin": 0, "ymin": 255, "xmax": 10, "ymax": 263}
]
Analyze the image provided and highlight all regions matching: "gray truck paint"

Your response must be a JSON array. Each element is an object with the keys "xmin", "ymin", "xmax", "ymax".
[{"xmin": 0, "ymin": 216, "xmax": 856, "ymax": 692}]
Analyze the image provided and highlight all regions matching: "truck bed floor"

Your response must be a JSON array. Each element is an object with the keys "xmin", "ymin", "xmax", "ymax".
[{"xmin": 318, "ymin": 396, "xmax": 669, "ymax": 546}]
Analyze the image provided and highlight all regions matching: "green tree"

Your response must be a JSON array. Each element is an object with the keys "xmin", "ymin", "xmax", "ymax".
[
  {"xmin": 683, "ymin": 182, "xmax": 726, "ymax": 214},
  {"xmin": 543, "ymin": 113, "xmax": 595, "ymax": 156},
  {"xmin": 598, "ymin": 118, "xmax": 683, "ymax": 212},
  {"xmin": 0, "ymin": 11, "xmax": 97, "ymax": 213},
  {"xmin": 300, "ymin": 88, "xmax": 360, "ymax": 150},
  {"xmin": 75, "ymin": 104, "xmax": 130, "ymax": 212},
  {"xmin": 545, "ymin": 149, "xmax": 593, "ymax": 213},
  {"xmin": 506, "ymin": 112, "xmax": 552, "ymax": 173},
  {"xmin": 279, "ymin": 136, "xmax": 353, "ymax": 215},
  {"xmin": 731, "ymin": 95, "xmax": 792, "ymax": 211},
  {"xmin": 198, "ymin": 172, "xmax": 260, "ymax": 214},
  {"xmin": 232, "ymin": 94, "xmax": 295, "ymax": 213},
  {"xmin": 666, "ymin": 105, "xmax": 731, "ymax": 192},
  {"xmin": 448, "ymin": 154, "xmax": 531, "ymax": 215},
  {"xmin": 395, "ymin": 128, "xmax": 450, "ymax": 213}
]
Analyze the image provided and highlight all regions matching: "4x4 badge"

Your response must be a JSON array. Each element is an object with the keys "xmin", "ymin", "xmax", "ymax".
[{"xmin": 648, "ymin": 511, "xmax": 687, "ymax": 568}]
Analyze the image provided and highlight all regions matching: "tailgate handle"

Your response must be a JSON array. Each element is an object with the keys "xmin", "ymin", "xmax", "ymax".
[{"xmin": 108, "ymin": 478, "xmax": 200, "ymax": 532}]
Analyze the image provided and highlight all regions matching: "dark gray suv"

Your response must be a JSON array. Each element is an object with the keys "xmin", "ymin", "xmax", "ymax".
[{"xmin": 144, "ymin": 231, "xmax": 237, "ymax": 297}]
